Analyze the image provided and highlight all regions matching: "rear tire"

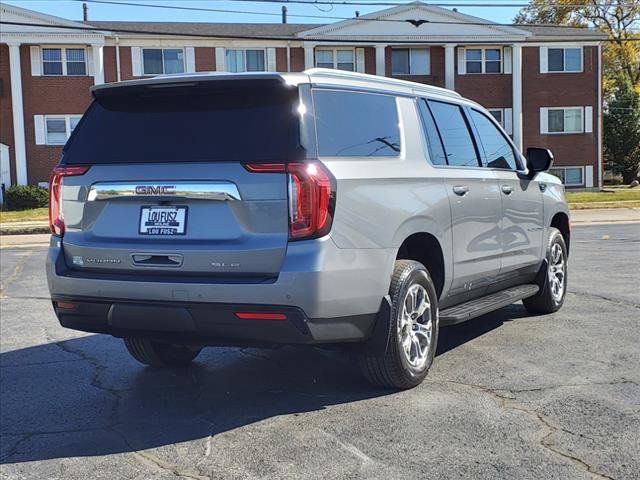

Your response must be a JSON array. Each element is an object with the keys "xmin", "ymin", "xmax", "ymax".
[
  {"xmin": 523, "ymin": 227, "xmax": 568, "ymax": 314},
  {"xmin": 124, "ymin": 338, "xmax": 201, "ymax": 367},
  {"xmin": 359, "ymin": 260, "xmax": 439, "ymax": 389}
]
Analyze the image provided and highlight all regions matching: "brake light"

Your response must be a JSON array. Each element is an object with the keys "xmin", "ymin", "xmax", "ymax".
[
  {"xmin": 244, "ymin": 162, "xmax": 335, "ymax": 241},
  {"xmin": 49, "ymin": 165, "xmax": 89, "ymax": 237}
]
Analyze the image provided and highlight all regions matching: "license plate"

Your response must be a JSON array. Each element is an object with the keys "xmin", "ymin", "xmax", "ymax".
[{"xmin": 139, "ymin": 206, "xmax": 187, "ymax": 235}]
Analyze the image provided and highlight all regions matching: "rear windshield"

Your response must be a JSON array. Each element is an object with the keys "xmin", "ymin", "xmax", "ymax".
[{"xmin": 63, "ymin": 82, "xmax": 302, "ymax": 164}]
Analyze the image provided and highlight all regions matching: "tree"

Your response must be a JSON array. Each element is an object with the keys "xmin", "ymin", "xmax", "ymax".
[
  {"xmin": 603, "ymin": 77, "xmax": 640, "ymax": 183},
  {"xmin": 516, "ymin": 0, "xmax": 640, "ymax": 184},
  {"xmin": 514, "ymin": 0, "xmax": 588, "ymax": 25},
  {"xmin": 514, "ymin": 0, "xmax": 640, "ymax": 89}
]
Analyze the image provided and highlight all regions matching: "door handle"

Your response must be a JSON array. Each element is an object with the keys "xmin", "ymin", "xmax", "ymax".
[
  {"xmin": 452, "ymin": 185, "xmax": 469, "ymax": 196},
  {"xmin": 501, "ymin": 185, "xmax": 513, "ymax": 195}
]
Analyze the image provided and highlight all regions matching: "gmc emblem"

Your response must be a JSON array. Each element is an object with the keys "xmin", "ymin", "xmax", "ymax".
[{"xmin": 135, "ymin": 185, "xmax": 176, "ymax": 195}]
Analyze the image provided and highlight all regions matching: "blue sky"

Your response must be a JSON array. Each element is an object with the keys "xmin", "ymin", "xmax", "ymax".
[{"xmin": 3, "ymin": 0, "xmax": 524, "ymax": 25}]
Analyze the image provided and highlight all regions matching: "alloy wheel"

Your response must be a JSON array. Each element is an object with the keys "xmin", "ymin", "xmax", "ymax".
[
  {"xmin": 548, "ymin": 242, "xmax": 566, "ymax": 302},
  {"xmin": 398, "ymin": 284, "xmax": 433, "ymax": 369}
]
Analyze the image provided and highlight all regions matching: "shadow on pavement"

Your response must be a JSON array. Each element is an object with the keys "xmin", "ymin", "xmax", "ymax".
[
  {"xmin": 0, "ymin": 304, "xmax": 533, "ymax": 464},
  {"xmin": 438, "ymin": 303, "xmax": 536, "ymax": 355}
]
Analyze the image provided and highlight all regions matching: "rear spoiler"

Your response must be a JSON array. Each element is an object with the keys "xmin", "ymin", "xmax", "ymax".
[{"xmin": 91, "ymin": 72, "xmax": 294, "ymax": 100}]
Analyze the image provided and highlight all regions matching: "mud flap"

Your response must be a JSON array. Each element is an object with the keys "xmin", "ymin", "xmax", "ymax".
[
  {"xmin": 362, "ymin": 295, "xmax": 393, "ymax": 356},
  {"xmin": 534, "ymin": 258, "xmax": 549, "ymax": 288}
]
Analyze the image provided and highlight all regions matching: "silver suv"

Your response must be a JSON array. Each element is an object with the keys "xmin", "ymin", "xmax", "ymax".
[{"xmin": 46, "ymin": 69, "xmax": 570, "ymax": 389}]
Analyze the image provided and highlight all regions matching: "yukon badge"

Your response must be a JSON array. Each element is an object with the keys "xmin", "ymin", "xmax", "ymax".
[{"xmin": 135, "ymin": 185, "xmax": 176, "ymax": 195}]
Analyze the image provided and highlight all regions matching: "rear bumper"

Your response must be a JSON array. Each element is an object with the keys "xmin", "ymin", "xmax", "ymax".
[
  {"xmin": 47, "ymin": 238, "xmax": 393, "ymax": 319},
  {"xmin": 51, "ymin": 295, "xmax": 377, "ymax": 345}
]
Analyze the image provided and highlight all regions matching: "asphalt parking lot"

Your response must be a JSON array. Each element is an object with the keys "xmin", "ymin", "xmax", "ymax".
[{"xmin": 1, "ymin": 223, "xmax": 638, "ymax": 480}]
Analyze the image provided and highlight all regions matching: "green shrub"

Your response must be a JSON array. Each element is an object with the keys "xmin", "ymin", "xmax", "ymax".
[{"xmin": 4, "ymin": 185, "xmax": 49, "ymax": 210}]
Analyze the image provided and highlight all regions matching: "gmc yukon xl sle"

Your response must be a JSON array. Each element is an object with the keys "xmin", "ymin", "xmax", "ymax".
[{"xmin": 46, "ymin": 69, "xmax": 570, "ymax": 389}]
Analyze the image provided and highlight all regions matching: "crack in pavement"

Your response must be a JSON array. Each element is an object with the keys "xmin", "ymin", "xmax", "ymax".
[
  {"xmin": 0, "ymin": 252, "xmax": 32, "ymax": 299},
  {"xmin": 111, "ymin": 429, "xmax": 211, "ymax": 480},
  {"xmin": 43, "ymin": 329, "xmax": 129, "ymax": 404},
  {"xmin": 440, "ymin": 379, "xmax": 620, "ymax": 480},
  {"xmin": 494, "ymin": 379, "xmax": 638, "ymax": 394},
  {"xmin": 36, "ymin": 329, "xmax": 212, "ymax": 480},
  {"xmin": 567, "ymin": 290, "xmax": 640, "ymax": 310}
]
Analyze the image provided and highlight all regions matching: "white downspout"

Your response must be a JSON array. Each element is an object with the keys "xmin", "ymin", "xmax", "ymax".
[
  {"xmin": 115, "ymin": 35, "xmax": 121, "ymax": 81},
  {"xmin": 597, "ymin": 42, "xmax": 603, "ymax": 190},
  {"xmin": 7, "ymin": 42, "xmax": 27, "ymax": 185}
]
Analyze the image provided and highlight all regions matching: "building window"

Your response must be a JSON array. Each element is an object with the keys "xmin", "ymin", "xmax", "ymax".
[
  {"xmin": 45, "ymin": 115, "xmax": 81, "ymax": 145},
  {"xmin": 315, "ymin": 49, "xmax": 354, "ymax": 71},
  {"xmin": 548, "ymin": 47, "xmax": 582, "ymax": 72},
  {"xmin": 546, "ymin": 107, "xmax": 584, "ymax": 134},
  {"xmin": 142, "ymin": 48, "xmax": 184, "ymax": 75},
  {"xmin": 466, "ymin": 48, "xmax": 502, "ymax": 74},
  {"xmin": 549, "ymin": 166, "xmax": 584, "ymax": 186},
  {"xmin": 391, "ymin": 48, "xmax": 430, "ymax": 75},
  {"xmin": 226, "ymin": 49, "xmax": 265, "ymax": 72},
  {"xmin": 488, "ymin": 109, "xmax": 504, "ymax": 127},
  {"xmin": 42, "ymin": 47, "xmax": 87, "ymax": 76}
]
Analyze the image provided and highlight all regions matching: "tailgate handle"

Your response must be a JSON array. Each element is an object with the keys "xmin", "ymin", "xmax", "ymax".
[{"xmin": 132, "ymin": 254, "xmax": 183, "ymax": 267}]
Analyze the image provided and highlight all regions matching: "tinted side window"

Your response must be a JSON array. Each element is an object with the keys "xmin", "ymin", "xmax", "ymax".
[
  {"xmin": 313, "ymin": 90, "xmax": 401, "ymax": 157},
  {"xmin": 469, "ymin": 109, "xmax": 518, "ymax": 170},
  {"xmin": 417, "ymin": 100, "xmax": 447, "ymax": 165},
  {"xmin": 428, "ymin": 101, "xmax": 479, "ymax": 167}
]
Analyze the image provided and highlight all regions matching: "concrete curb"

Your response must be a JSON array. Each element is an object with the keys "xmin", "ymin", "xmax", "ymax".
[{"xmin": 0, "ymin": 224, "xmax": 50, "ymax": 236}]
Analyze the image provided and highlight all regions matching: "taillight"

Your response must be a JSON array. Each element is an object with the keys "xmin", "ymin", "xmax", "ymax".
[
  {"xmin": 49, "ymin": 165, "xmax": 89, "ymax": 237},
  {"xmin": 244, "ymin": 162, "xmax": 335, "ymax": 240}
]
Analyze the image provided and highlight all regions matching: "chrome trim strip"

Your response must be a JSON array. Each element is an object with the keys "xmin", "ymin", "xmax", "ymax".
[{"xmin": 87, "ymin": 181, "xmax": 241, "ymax": 202}]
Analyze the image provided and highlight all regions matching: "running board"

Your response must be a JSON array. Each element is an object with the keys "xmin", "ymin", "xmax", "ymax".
[{"xmin": 440, "ymin": 284, "xmax": 539, "ymax": 326}]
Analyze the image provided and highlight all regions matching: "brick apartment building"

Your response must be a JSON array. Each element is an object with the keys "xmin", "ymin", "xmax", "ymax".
[{"xmin": 0, "ymin": 2, "xmax": 606, "ymax": 192}]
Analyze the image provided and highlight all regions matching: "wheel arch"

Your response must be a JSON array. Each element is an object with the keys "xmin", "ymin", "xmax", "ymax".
[
  {"xmin": 395, "ymin": 232, "xmax": 447, "ymax": 300},
  {"xmin": 550, "ymin": 211, "xmax": 570, "ymax": 254}
]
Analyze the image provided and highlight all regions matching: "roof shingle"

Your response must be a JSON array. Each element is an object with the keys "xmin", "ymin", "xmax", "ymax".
[
  {"xmin": 87, "ymin": 20, "xmax": 606, "ymax": 41},
  {"xmin": 87, "ymin": 21, "xmax": 317, "ymax": 38}
]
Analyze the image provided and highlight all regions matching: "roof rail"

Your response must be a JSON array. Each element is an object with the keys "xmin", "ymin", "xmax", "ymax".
[{"xmin": 303, "ymin": 68, "xmax": 462, "ymax": 99}]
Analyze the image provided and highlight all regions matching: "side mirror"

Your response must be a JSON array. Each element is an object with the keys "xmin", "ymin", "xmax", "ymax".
[{"xmin": 526, "ymin": 147, "xmax": 554, "ymax": 177}]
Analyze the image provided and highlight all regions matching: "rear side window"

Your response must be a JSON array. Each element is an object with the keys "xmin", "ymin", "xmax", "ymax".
[
  {"xmin": 428, "ymin": 101, "xmax": 479, "ymax": 167},
  {"xmin": 469, "ymin": 109, "xmax": 519, "ymax": 170},
  {"xmin": 63, "ymin": 83, "xmax": 301, "ymax": 164},
  {"xmin": 313, "ymin": 90, "xmax": 401, "ymax": 157},
  {"xmin": 417, "ymin": 100, "xmax": 447, "ymax": 166}
]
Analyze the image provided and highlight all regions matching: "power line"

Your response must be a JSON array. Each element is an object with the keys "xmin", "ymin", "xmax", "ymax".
[
  {"xmin": 1, "ymin": 20, "xmax": 625, "ymax": 42},
  {"xmin": 73, "ymin": 0, "xmax": 639, "ymax": 26},
  {"xmin": 79, "ymin": 0, "xmax": 640, "ymax": 7},
  {"xmin": 70, "ymin": 0, "xmax": 608, "ymax": 27},
  {"xmin": 75, "ymin": 0, "xmax": 405, "ymax": 22}
]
